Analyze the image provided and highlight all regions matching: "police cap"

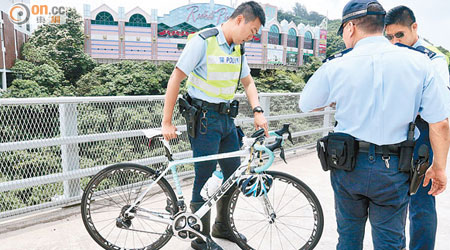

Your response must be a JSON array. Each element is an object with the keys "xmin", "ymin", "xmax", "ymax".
[{"xmin": 337, "ymin": 0, "xmax": 386, "ymax": 36}]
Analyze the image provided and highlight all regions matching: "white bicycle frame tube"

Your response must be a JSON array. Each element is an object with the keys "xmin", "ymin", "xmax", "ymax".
[{"xmin": 124, "ymin": 148, "xmax": 249, "ymax": 218}]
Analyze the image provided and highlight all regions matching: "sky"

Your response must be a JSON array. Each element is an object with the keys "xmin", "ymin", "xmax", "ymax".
[{"xmin": 8, "ymin": 0, "xmax": 450, "ymax": 50}]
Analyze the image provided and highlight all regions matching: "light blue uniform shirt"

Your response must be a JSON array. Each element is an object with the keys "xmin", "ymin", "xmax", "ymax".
[
  {"xmin": 299, "ymin": 36, "xmax": 450, "ymax": 145},
  {"xmin": 413, "ymin": 37, "xmax": 450, "ymax": 88},
  {"xmin": 176, "ymin": 25, "xmax": 250, "ymax": 104}
]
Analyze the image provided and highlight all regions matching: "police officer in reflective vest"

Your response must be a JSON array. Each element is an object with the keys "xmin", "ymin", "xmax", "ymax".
[
  {"xmin": 161, "ymin": 2, "xmax": 268, "ymax": 249},
  {"xmin": 385, "ymin": 6, "xmax": 450, "ymax": 250},
  {"xmin": 299, "ymin": 0, "xmax": 450, "ymax": 249}
]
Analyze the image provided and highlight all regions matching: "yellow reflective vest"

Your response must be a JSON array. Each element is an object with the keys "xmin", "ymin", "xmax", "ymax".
[{"xmin": 186, "ymin": 28, "xmax": 242, "ymax": 100}]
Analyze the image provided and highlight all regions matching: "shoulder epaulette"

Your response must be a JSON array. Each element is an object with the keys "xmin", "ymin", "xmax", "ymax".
[
  {"xmin": 395, "ymin": 43, "xmax": 436, "ymax": 59},
  {"xmin": 415, "ymin": 46, "xmax": 437, "ymax": 59},
  {"xmin": 198, "ymin": 28, "xmax": 219, "ymax": 40},
  {"xmin": 322, "ymin": 48, "xmax": 353, "ymax": 63}
]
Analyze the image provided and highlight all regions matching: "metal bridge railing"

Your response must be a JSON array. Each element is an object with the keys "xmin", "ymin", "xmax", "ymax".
[{"xmin": 0, "ymin": 93, "xmax": 335, "ymax": 220}]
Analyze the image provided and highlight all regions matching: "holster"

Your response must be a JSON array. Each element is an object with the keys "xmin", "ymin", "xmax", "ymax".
[
  {"xmin": 178, "ymin": 95, "xmax": 200, "ymax": 138},
  {"xmin": 317, "ymin": 132, "xmax": 358, "ymax": 172},
  {"xmin": 229, "ymin": 100, "xmax": 239, "ymax": 118},
  {"xmin": 409, "ymin": 144, "xmax": 430, "ymax": 195}
]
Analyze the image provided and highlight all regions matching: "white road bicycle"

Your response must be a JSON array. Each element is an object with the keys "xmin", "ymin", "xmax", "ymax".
[{"xmin": 81, "ymin": 124, "xmax": 324, "ymax": 250}]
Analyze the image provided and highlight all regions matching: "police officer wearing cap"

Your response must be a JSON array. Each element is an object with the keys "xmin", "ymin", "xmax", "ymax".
[
  {"xmin": 161, "ymin": 1, "xmax": 268, "ymax": 249},
  {"xmin": 299, "ymin": 0, "xmax": 450, "ymax": 249},
  {"xmin": 385, "ymin": 6, "xmax": 450, "ymax": 250}
]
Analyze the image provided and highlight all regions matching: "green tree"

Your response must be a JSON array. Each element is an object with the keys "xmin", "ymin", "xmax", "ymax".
[
  {"xmin": 326, "ymin": 19, "xmax": 346, "ymax": 58},
  {"xmin": 1, "ymin": 80, "xmax": 49, "ymax": 98},
  {"xmin": 277, "ymin": 3, "xmax": 326, "ymax": 26},
  {"xmin": 76, "ymin": 61, "xmax": 174, "ymax": 96},
  {"xmin": 2, "ymin": 8, "xmax": 96, "ymax": 98},
  {"xmin": 24, "ymin": 8, "xmax": 95, "ymax": 84}
]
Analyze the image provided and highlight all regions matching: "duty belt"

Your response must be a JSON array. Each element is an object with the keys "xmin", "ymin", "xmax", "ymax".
[
  {"xmin": 358, "ymin": 141, "xmax": 401, "ymax": 156},
  {"xmin": 191, "ymin": 98, "xmax": 233, "ymax": 115}
]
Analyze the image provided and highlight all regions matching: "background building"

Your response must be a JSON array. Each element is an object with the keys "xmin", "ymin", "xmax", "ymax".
[
  {"xmin": 83, "ymin": 1, "xmax": 327, "ymax": 70},
  {"xmin": 0, "ymin": 0, "xmax": 31, "ymax": 90}
]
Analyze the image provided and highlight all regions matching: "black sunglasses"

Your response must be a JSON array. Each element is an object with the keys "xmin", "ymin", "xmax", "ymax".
[{"xmin": 384, "ymin": 31, "xmax": 404, "ymax": 40}]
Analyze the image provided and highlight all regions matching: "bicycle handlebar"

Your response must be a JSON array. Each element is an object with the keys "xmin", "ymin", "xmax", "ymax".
[
  {"xmin": 252, "ymin": 144, "xmax": 275, "ymax": 173},
  {"xmin": 251, "ymin": 123, "xmax": 293, "ymax": 172}
]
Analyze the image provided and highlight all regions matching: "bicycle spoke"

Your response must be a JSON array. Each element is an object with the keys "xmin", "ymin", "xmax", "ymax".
[
  {"xmin": 274, "ymin": 223, "xmax": 297, "ymax": 249},
  {"xmin": 82, "ymin": 164, "xmax": 177, "ymax": 250},
  {"xmin": 237, "ymin": 218, "xmax": 267, "ymax": 232},
  {"xmin": 247, "ymin": 222, "xmax": 270, "ymax": 242},
  {"xmin": 95, "ymin": 191, "xmax": 126, "ymax": 210},
  {"xmin": 257, "ymin": 223, "xmax": 271, "ymax": 249},
  {"xmin": 277, "ymin": 219, "xmax": 313, "ymax": 232},
  {"xmin": 276, "ymin": 220, "xmax": 309, "ymax": 245},
  {"xmin": 228, "ymin": 172, "xmax": 323, "ymax": 250},
  {"xmin": 97, "ymin": 219, "xmax": 116, "ymax": 234},
  {"xmin": 277, "ymin": 204, "xmax": 311, "ymax": 218},
  {"xmin": 136, "ymin": 216, "xmax": 156, "ymax": 242},
  {"xmin": 238, "ymin": 196, "xmax": 266, "ymax": 215},
  {"xmin": 275, "ymin": 182, "xmax": 289, "ymax": 212},
  {"xmin": 114, "ymin": 225, "xmax": 123, "ymax": 245},
  {"xmin": 275, "ymin": 223, "xmax": 285, "ymax": 250},
  {"xmin": 275, "ymin": 191, "xmax": 303, "ymax": 215}
]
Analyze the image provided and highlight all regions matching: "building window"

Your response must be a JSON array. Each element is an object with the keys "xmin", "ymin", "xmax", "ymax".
[
  {"xmin": 304, "ymin": 31, "xmax": 313, "ymax": 50},
  {"xmin": 91, "ymin": 11, "xmax": 118, "ymax": 25},
  {"xmin": 126, "ymin": 14, "xmax": 151, "ymax": 27},
  {"xmin": 0, "ymin": 24, "xmax": 4, "ymax": 42},
  {"xmin": 268, "ymin": 25, "xmax": 281, "ymax": 45},
  {"xmin": 287, "ymin": 52, "xmax": 298, "ymax": 65},
  {"xmin": 287, "ymin": 28, "xmax": 298, "ymax": 48}
]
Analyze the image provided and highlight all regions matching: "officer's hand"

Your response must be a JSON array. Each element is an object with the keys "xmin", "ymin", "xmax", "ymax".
[
  {"xmin": 254, "ymin": 112, "xmax": 269, "ymax": 137},
  {"xmin": 162, "ymin": 122, "xmax": 178, "ymax": 141},
  {"xmin": 423, "ymin": 166, "xmax": 447, "ymax": 196}
]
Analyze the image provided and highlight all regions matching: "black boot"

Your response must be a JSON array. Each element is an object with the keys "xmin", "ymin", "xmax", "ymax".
[
  {"xmin": 190, "ymin": 201, "xmax": 211, "ymax": 250},
  {"xmin": 211, "ymin": 192, "xmax": 247, "ymax": 243}
]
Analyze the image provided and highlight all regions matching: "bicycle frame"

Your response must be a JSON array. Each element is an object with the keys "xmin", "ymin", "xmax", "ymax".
[{"xmin": 125, "ymin": 131, "xmax": 276, "ymax": 225}]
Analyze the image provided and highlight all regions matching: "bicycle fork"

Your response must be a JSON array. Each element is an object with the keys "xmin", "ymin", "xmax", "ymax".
[{"xmin": 260, "ymin": 194, "xmax": 276, "ymax": 223}]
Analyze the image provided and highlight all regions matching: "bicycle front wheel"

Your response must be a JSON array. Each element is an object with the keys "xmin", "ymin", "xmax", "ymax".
[
  {"xmin": 227, "ymin": 171, "xmax": 324, "ymax": 250},
  {"xmin": 81, "ymin": 163, "xmax": 178, "ymax": 250}
]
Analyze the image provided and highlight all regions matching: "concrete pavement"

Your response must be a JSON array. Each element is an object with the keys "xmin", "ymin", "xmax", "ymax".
[{"xmin": 1, "ymin": 150, "xmax": 449, "ymax": 250}]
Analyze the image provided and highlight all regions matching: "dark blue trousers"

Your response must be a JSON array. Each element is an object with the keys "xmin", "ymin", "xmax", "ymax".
[
  {"xmin": 331, "ymin": 146, "xmax": 410, "ymax": 250},
  {"xmin": 409, "ymin": 118, "xmax": 436, "ymax": 250},
  {"xmin": 188, "ymin": 107, "xmax": 241, "ymax": 202}
]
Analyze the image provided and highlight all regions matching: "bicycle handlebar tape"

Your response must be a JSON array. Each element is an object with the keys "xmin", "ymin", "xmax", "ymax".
[
  {"xmin": 409, "ymin": 144, "xmax": 430, "ymax": 195},
  {"xmin": 252, "ymin": 144, "xmax": 275, "ymax": 173},
  {"xmin": 399, "ymin": 122, "xmax": 416, "ymax": 172}
]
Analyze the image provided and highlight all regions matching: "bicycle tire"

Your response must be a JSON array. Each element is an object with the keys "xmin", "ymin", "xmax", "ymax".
[
  {"xmin": 81, "ymin": 163, "xmax": 178, "ymax": 250},
  {"xmin": 226, "ymin": 170, "xmax": 324, "ymax": 250}
]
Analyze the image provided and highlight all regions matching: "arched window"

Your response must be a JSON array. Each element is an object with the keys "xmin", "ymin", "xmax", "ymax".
[
  {"xmin": 287, "ymin": 28, "xmax": 298, "ymax": 48},
  {"xmin": 270, "ymin": 25, "xmax": 279, "ymax": 34},
  {"xmin": 126, "ymin": 14, "xmax": 150, "ymax": 27},
  {"xmin": 288, "ymin": 28, "xmax": 296, "ymax": 36},
  {"xmin": 92, "ymin": 11, "xmax": 118, "ymax": 25},
  {"xmin": 268, "ymin": 25, "xmax": 281, "ymax": 45},
  {"xmin": 304, "ymin": 31, "xmax": 313, "ymax": 50}
]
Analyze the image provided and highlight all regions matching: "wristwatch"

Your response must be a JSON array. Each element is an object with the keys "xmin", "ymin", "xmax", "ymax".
[{"xmin": 252, "ymin": 106, "xmax": 264, "ymax": 113}]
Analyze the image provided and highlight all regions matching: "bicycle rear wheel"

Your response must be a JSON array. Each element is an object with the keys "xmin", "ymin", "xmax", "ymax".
[
  {"xmin": 81, "ymin": 163, "xmax": 178, "ymax": 250},
  {"xmin": 227, "ymin": 171, "xmax": 324, "ymax": 250}
]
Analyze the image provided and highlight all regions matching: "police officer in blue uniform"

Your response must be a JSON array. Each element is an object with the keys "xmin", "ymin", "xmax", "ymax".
[
  {"xmin": 161, "ymin": 2, "xmax": 268, "ymax": 249},
  {"xmin": 385, "ymin": 6, "xmax": 450, "ymax": 250},
  {"xmin": 299, "ymin": 0, "xmax": 450, "ymax": 249}
]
